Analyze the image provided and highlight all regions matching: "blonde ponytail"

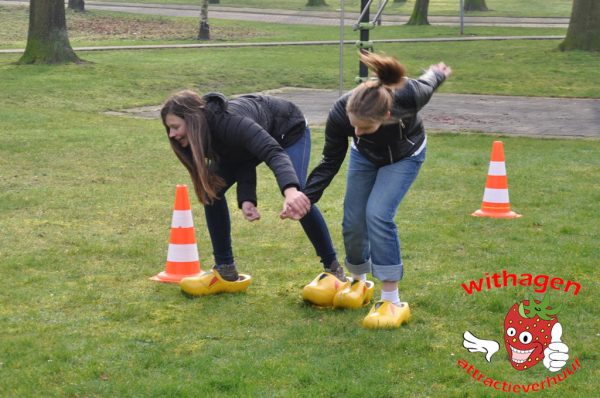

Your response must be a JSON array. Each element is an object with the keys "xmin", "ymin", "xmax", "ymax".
[{"xmin": 347, "ymin": 52, "xmax": 407, "ymax": 123}]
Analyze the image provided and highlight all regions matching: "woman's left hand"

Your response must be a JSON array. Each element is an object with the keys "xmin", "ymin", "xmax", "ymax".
[
  {"xmin": 281, "ymin": 187, "xmax": 311, "ymax": 220},
  {"xmin": 241, "ymin": 201, "xmax": 261, "ymax": 222}
]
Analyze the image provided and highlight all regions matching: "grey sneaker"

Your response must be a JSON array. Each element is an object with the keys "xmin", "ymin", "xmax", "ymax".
[
  {"xmin": 213, "ymin": 263, "xmax": 239, "ymax": 282},
  {"xmin": 325, "ymin": 260, "xmax": 346, "ymax": 282}
]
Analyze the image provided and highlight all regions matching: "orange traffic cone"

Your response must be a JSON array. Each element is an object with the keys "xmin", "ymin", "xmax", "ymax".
[
  {"xmin": 472, "ymin": 141, "xmax": 521, "ymax": 219},
  {"xmin": 151, "ymin": 184, "xmax": 204, "ymax": 283}
]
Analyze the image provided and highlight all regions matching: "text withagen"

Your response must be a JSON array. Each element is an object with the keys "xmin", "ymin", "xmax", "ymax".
[{"xmin": 461, "ymin": 270, "xmax": 580, "ymax": 296}]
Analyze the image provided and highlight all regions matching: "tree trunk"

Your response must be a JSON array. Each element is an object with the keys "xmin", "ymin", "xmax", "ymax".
[
  {"xmin": 306, "ymin": 0, "xmax": 327, "ymax": 6},
  {"xmin": 463, "ymin": 0, "xmax": 488, "ymax": 12},
  {"xmin": 68, "ymin": 0, "xmax": 85, "ymax": 12},
  {"xmin": 406, "ymin": 0, "xmax": 430, "ymax": 25},
  {"xmin": 19, "ymin": 0, "xmax": 82, "ymax": 64},
  {"xmin": 198, "ymin": 0, "xmax": 210, "ymax": 40},
  {"xmin": 560, "ymin": 0, "xmax": 600, "ymax": 51}
]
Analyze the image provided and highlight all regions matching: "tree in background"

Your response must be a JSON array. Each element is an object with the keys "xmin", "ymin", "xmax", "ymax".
[
  {"xmin": 68, "ymin": 0, "xmax": 85, "ymax": 12},
  {"xmin": 307, "ymin": 0, "xmax": 327, "ymax": 6},
  {"xmin": 463, "ymin": 0, "xmax": 488, "ymax": 12},
  {"xmin": 560, "ymin": 0, "xmax": 600, "ymax": 51},
  {"xmin": 198, "ymin": 0, "xmax": 210, "ymax": 40},
  {"xmin": 19, "ymin": 0, "xmax": 82, "ymax": 64},
  {"xmin": 406, "ymin": 0, "xmax": 429, "ymax": 25}
]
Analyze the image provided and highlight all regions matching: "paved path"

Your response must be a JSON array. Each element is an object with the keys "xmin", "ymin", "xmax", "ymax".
[
  {"xmin": 108, "ymin": 87, "xmax": 600, "ymax": 139},
  {"xmin": 84, "ymin": 2, "xmax": 569, "ymax": 28},
  {"xmin": 0, "ymin": 0, "xmax": 570, "ymax": 28},
  {"xmin": 265, "ymin": 88, "xmax": 600, "ymax": 139}
]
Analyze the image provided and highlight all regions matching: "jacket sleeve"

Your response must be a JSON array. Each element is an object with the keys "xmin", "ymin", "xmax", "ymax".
[
  {"xmin": 235, "ymin": 165, "xmax": 257, "ymax": 209},
  {"xmin": 303, "ymin": 104, "xmax": 350, "ymax": 204},
  {"xmin": 408, "ymin": 69, "xmax": 447, "ymax": 111},
  {"xmin": 219, "ymin": 115, "xmax": 300, "ymax": 195}
]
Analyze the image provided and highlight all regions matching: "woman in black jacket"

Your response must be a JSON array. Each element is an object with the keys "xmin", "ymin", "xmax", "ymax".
[
  {"xmin": 300, "ymin": 52, "xmax": 451, "ymax": 328},
  {"xmin": 160, "ymin": 90, "xmax": 344, "ymax": 296}
]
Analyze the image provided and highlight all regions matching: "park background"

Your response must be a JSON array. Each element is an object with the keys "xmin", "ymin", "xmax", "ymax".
[{"xmin": 1, "ymin": 0, "xmax": 599, "ymax": 396}]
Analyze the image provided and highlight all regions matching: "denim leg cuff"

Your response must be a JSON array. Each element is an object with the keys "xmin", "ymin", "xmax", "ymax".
[
  {"xmin": 345, "ymin": 258, "xmax": 372, "ymax": 275},
  {"xmin": 372, "ymin": 263, "xmax": 404, "ymax": 282}
]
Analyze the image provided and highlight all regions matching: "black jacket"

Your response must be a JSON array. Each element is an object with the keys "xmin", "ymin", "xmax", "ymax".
[
  {"xmin": 203, "ymin": 93, "xmax": 307, "ymax": 207},
  {"xmin": 303, "ymin": 69, "xmax": 446, "ymax": 204}
]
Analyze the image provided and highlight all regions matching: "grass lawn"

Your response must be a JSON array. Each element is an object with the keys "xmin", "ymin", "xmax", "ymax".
[
  {"xmin": 0, "ymin": 8, "xmax": 599, "ymax": 398},
  {"xmin": 0, "ymin": 6, "xmax": 568, "ymax": 50}
]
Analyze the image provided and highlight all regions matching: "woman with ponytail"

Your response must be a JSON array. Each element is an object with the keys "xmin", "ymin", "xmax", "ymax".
[
  {"xmin": 161, "ymin": 90, "xmax": 343, "ymax": 296},
  {"xmin": 299, "ymin": 51, "xmax": 452, "ymax": 328}
]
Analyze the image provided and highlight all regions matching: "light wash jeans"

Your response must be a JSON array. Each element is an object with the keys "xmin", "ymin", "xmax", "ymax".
[
  {"xmin": 204, "ymin": 126, "xmax": 337, "ymax": 268},
  {"xmin": 342, "ymin": 145, "xmax": 426, "ymax": 282}
]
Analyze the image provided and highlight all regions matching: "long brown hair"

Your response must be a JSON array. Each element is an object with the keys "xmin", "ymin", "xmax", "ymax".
[
  {"xmin": 346, "ymin": 51, "xmax": 407, "ymax": 123},
  {"xmin": 161, "ymin": 90, "xmax": 225, "ymax": 205}
]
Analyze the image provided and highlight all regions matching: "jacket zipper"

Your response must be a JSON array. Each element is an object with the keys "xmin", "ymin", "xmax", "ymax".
[
  {"xmin": 399, "ymin": 119, "xmax": 405, "ymax": 140},
  {"xmin": 389, "ymin": 119, "xmax": 406, "ymax": 164}
]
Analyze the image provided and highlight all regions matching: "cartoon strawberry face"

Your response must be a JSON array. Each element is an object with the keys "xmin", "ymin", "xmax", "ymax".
[{"xmin": 504, "ymin": 296, "xmax": 560, "ymax": 371}]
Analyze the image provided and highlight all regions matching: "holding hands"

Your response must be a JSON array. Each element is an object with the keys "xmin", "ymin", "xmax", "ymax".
[
  {"xmin": 280, "ymin": 187, "xmax": 311, "ymax": 220},
  {"xmin": 241, "ymin": 188, "xmax": 310, "ymax": 221}
]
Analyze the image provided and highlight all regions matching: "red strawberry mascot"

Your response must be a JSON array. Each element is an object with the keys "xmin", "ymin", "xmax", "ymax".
[
  {"xmin": 503, "ymin": 294, "xmax": 567, "ymax": 371},
  {"xmin": 463, "ymin": 293, "xmax": 569, "ymax": 372}
]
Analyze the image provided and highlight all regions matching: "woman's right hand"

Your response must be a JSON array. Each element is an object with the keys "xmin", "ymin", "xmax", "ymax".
[{"xmin": 431, "ymin": 62, "xmax": 452, "ymax": 78}]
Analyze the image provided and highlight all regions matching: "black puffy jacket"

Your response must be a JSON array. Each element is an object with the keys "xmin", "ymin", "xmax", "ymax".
[
  {"xmin": 202, "ymin": 93, "xmax": 307, "ymax": 206},
  {"xmin": 304, "ymin": 69, "xmax": 446, "ymax": 204}
]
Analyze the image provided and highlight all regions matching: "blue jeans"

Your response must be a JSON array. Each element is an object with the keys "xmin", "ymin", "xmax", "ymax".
[
  {"xmin": 204, "ymin": 126, "xmax": 337, "ymax": 268},
  {"xmin": 342, "ymin": 145, "xmax": 426, "ymax": 282}
]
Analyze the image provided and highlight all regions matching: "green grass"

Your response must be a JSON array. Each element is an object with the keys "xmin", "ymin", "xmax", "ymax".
[
  {"xmin": 2, "ymin": 40, "xmax": 600, "ymax": 100},
  {"xmin": 96, "ymin": 0, "xmax": 575, "ymax": 18},
  {"xmin": 1, "ymin": 106, "xmax": 598, "ymax": 397},
  {"xmin": 0, "ymin": 9, "xmax": 599, "ymax": 398}
]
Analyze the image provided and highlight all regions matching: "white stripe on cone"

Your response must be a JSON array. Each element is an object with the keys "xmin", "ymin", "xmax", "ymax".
[
  {"xmin": 483, "ymin": 188, "xmax": 510, "ymax": 203},
  {"xmin": 171, "ymin": 210, "xmax": 194, "ymax": 228},
  {"xmin": 487, "ymin": 161, "xmax": 506, "ymax": 176},
  {"xmin": 167, "ymin": 243, "xmax": 199, "ymax": 262}
]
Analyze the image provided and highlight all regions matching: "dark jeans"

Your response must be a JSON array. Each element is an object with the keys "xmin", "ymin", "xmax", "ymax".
[{"xmin": 204, "ymin": 126, "xmax": 337, "ymax": 268}]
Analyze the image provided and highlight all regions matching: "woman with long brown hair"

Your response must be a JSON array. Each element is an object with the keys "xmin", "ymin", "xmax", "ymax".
[
  {"xmin": 161, "ymin": 90, "xmax": 344, "ymax": 296},
  {"xmin": 299, "ymin": 51, "xmax": 452, "ymax": 328}
]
